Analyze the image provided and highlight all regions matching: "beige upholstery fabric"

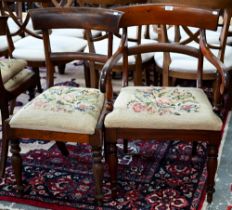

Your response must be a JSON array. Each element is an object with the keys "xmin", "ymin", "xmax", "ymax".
[
  {"xmin": 119, "ymin": 25, "xmax": 158, "ymax": 40},
  {"xmin": 104, "ymin": 86, "xmax": 222, "ymax": 131},
  {"xmin": 85, "ymin": 35, "xmax": 156, "ymax": 65},
  {"xmin": 0, "ymin": 59, "xmax": 27, "ymax": 83},
  {"xmin": 4, "ymin": 69, "xmax": 34, "ymax": 91},
  {"xmin": 12, "ymin": 35, "xmax": 87, "ymax": 61},
  {"xmin": 168, "ymin": 26, "xmax": 232, "ymax": 44},
  {"xmin": 52, "ymin": 29, "xmax": 101, "ymax": 38},
  {"xmin": 154, "ymin": 45, "xmax": 232, "ymax": 73},
  {"xmin": 10, "ymin": 86, "xmax": 104, "ymax": 134}
]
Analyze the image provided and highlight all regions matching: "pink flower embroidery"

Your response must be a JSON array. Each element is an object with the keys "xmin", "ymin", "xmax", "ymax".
[{"xmin": 132, "ymin": 102, "xmax": 146, "ymax": 112}]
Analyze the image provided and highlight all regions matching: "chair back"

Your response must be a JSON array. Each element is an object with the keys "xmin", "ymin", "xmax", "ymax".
[
  {"xmin": 119, "ymin": 4, "xmax": 219, "ymax": 29},
  {"xmin": 149, "ymin": 0, "xmax": 232, "ymax": 63},
  {"xmin": 29, "ymin": 7, "xmax": 124, "ymax": 87},
  {"xmin": 107, "ymin": 4, "xmax": 226, "ymax": 100},
  {"xmin": 0, "ymin": 0, "xmax": 76, "ymax": 40},
  {"xmin": 78, "ymin": 0, "xmax": 147, "ymax": 7},
  {"xmin": 150, "ymin": 0, "xmax": 232, "ymax": 9}
]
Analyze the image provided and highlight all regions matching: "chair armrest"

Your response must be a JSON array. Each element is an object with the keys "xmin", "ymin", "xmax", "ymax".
[
  {"xmin": 99, "ymin": 33, "xmax": 126, "ymax": 93},
  {"xmin": 199, "ymin": 29, "xmax": 228, "ymax": 95}
]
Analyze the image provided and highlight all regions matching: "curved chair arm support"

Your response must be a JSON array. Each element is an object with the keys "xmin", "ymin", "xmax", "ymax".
[
  {"xmin": 99, "ymin": 32, "xmax": 127, "ymax": 93},
  {"xmin": 200, "ymin": 29, "xmax": 227, "ymax": 95}
]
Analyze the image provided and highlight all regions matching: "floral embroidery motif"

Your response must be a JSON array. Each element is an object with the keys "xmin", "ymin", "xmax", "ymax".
[
  {"xmin": 28, "ymin": 86, "xmax": 102, "ymax": 119},
  {"xmin": 127, "ymin": 87, "xmax": 200, "ymax": 115}
]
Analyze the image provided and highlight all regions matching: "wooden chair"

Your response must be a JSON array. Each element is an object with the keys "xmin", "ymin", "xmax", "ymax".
[
  {"xmin": 100, "ymin": 4, "xmax": 227, "ymax": 203},
  {"xmin": 2, "ymin": 7, "xmax": 124, "ymax": 204},
  {"xmin": 1, "ymin": 0, "xmax": 88, "ymax": 89},
  {"xmin": 77, "ymin": 0, "xmax": 157, "ymax": 88},
  {"xmin": 0, "ymin": 15, "xmax": 37, "ymax": 176}
]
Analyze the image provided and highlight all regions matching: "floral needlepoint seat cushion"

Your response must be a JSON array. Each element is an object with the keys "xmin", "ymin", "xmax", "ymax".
[
  {"xmin": 10, "ymin": 86, "xmax": 104, "ymax": 134},
  {"xmin": 104, "ymin": 86, "xmax": 222, "ymax": 131}
]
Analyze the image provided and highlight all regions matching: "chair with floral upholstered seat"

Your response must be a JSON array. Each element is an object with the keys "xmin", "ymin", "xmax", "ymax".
[
  {"xmin": 100, "ymin": 4, "xmax": 228, "ymax": 203},
  {"xmin": 2, "ymin": 7, "xmax": 124, "ymax": 204},
  {"xmin": 0, "ymin": 16, "xmax": 37, "ymax": 177}
]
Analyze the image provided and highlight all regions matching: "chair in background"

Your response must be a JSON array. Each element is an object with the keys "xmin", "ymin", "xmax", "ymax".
[
  {"xmin": 1, "ymin": 0, "xmax": 87, "ymax": 89},
  {"xmin": 100, "ymin": 4, "xmax": 227, "ymax": 203},
  {"xmin": 0, "ymin": 1, "xmax": 23, "ymax": 58},
  {"xmin": 0, "ymin": 15, "xmax": 37, "ymax": 177},
  {"xmin": 78, "ymin": 0, "xmax": 157, "ymax": 88},
  {"xmin": 2, "ymin": 7, "xmax": 124, "ymax": 204}
]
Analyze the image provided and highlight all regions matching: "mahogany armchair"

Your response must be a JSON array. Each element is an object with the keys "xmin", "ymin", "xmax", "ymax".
[
  {"xmin": 2, "ymin": 7, "xmax": 124, "ymax": 204},
  {"xmin": 100, "ymin": 4, "xmax": 227, "ymax": 203}
]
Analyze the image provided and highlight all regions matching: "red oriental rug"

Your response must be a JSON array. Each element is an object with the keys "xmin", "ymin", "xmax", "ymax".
[{"xmin": 0, "ymin": 138, "xmax": 207, "ymax": 210}]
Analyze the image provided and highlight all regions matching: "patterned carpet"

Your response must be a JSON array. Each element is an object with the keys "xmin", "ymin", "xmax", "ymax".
[
  {"xmin": 202, "ymin": 112, "xmax": 232, "ymax": 210},
  {"xmin": 0, "ymin": 61, "xmax": 229, "ymax": 209}
]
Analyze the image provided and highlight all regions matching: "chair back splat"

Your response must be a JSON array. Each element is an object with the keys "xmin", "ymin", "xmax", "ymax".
[
  {"xmin": 100, "ymin": 4, "xmax": 227, "ymax": 204},
  {"xmin": 2, "ymin": 7, "xmax": 124, "ymax": 205},
  {"xmin": 77, "ymin": 0, "xmax": 157, "ymax": 87}
]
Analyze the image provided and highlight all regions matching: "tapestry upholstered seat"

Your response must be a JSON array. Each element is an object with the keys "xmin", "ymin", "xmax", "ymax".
[
  {"xmin": 9, "ymin": 86, "xmax": 104, "ymax": 134},
  {"xmin": 104, "ymin": 86, "xmax": 222, "ymax": 130}
]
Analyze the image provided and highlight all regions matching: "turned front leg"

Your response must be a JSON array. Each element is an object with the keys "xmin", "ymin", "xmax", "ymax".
[
  {"xmin": 106, "ymin": 142, "xmax": 118, "ymax": 199},
  {"xmin": 11, "ymin": 139, "xmax": 23, "ymax": 194},
  {"xmin": 92, "ymin": 146, "xmax": 103, "ymax": 205},
  {"xmin": 207, "ymin": 143, "xmax": 218, "ymax": 203}
]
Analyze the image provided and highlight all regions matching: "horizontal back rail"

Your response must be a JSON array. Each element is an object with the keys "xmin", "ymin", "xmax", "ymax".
[
  {"xmin": 150, "ymin": 0, "xmax": 232, "ymax": 9},
  {"xmin": 29, "ymin": 7, "xmax": 123, "ymax": 32},
  {"xmin": 118, "ymin": 4, "xmax": 220, "ymax": 30}
]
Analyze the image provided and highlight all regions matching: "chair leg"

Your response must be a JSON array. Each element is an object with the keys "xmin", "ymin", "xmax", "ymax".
[
  {"xmin": 0, "ymin": 129, "xmax": 9, "ymax": 178},
  {"xmin": 32, "ymin": 67, "xmax": 43, "ymax": 93},
  {"xmin": 57, "ymin": 64, "xmax": 66, "ymax": 75},
  {"xmin": 123, "ymin": 139, "xmax": 128, "ymax": 154},
  {"xmin": 206, "ymin": 143, "xmax": 219, "ymax": 203},
  {"xmin": 106, "ymin": 142, "xmax": 118, "ymax": 199},
  {"xmin": 10, "ymin": 138, "xmax": 23, "ymax": 194},
  {"xmin": 92, "ymin": 145, "xmax": 103, "ymax": 205},
  {"xmin": 56, "ymin": 141, "xmax": 69, "ymax": 157},
  {"xmin": 0, "ymin": 102, "xmax": 10, "ymax": 177},
  {"xmin": 192, "ymin": 141, "xmax": 198, "ymax": 156},
  {"xmin": 83, "ymin": 61, "xmax": 91, "ymax": 88},
  {"xmin": 28, "ymin": 86, "xmax": 36, "ymax": 101},
  {"xmin": 9, "ymin": 99, "xmax": 16, "ymax": 115}
]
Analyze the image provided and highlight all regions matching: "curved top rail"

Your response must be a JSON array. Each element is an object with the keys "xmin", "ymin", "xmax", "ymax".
[{"xmin": 149, "ymin": 0, "xmax": 232, "ymax": 9}]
